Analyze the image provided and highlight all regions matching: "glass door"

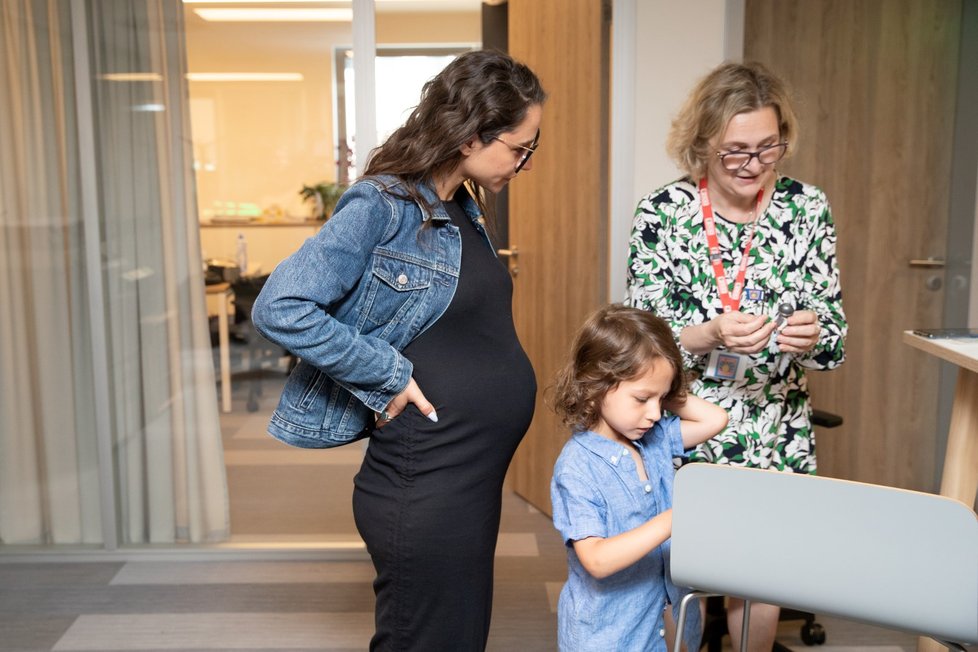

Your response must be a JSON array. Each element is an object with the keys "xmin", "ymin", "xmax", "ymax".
[
  {"xmin": 0, "ymin": 0, "xmax": 482, "ymax": 556},
  {"xmin": 185, "ymin": 0, "xmax": 482, "ymax": 549}
]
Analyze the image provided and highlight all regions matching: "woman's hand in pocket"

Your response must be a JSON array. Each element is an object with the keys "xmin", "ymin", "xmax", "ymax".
[{"xmin": 377, "ymin": 377, "xmax": 439, "ymax": 425}]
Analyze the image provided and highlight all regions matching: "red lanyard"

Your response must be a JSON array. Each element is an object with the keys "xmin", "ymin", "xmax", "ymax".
[{"xmin": 698, "ymin": 177, "xmax": 764, "ymax": 313}]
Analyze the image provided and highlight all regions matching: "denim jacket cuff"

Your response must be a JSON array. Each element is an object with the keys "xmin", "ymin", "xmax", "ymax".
[{"xmin": 362, "ymin": 354, "xmax": 413, "ymax": 413}]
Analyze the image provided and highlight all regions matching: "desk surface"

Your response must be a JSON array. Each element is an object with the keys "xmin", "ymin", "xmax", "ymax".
[
  {"xmin": 902, "ymin": 331, "xmax": 978, "ymax": 373},
  {"xmin": 200, "ymin": 219, "xmax": 320, "ymax": 228},
  {"xmin": 205, "ymin": 282, "xmax": 231, "ymax": 295}
]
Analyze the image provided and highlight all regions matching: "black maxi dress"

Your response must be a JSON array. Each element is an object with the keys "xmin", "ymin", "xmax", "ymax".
[{"xmin": 352, "ymin": 192, "xmax": 537, "ymax": 651}]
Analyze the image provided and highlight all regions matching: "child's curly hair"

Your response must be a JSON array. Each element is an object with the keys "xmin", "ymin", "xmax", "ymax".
[{"xmin": 551, "ymin": 304, "xmax": 687, "ymax": 432}]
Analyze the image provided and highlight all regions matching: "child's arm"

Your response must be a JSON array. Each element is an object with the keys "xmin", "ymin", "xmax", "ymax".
[
  {"xmin": 667, "ymin": 394, "xmax": 728, "ymax": 449},
  {"xmin": 572, "ymin": 508, "xmax": 673, "ymax": 580}
]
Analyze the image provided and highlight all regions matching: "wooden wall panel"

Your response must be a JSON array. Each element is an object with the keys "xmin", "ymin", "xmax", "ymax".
[
  {"xmin": 506, "ymin": 0, "xmax": 610, "ymax": 514},
  {"xmin": 745, "ymin": 0, "xmax": 961, "ymax": 491}
]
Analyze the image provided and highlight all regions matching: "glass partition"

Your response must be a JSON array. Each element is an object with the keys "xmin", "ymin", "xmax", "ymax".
[
  {"xmin": 0, "ymin": 0, "xmax": 482, "ymax": 555},
  {"xmin": 1, "ymin": 0, "xmax": 226, "ymax": 551}
]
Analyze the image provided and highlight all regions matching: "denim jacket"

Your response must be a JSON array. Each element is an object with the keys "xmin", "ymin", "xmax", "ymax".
[{"xmin": 251, "ymin": 175, "xmax": 491, "ymax": 448}]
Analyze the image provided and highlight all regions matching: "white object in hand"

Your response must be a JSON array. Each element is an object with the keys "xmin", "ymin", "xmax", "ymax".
[{"xmin": 773, "ymin": 303, "xmax": 794, "ymax": 329}]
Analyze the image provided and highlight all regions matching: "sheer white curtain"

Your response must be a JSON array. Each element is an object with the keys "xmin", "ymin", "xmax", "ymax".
[
  {"xmin": 0, "ymin": 0, "xmax": 228, "ymax": 546},
  {"xmin": 0, "ymin": 0, "xmax": 103, "ymax": 545}
]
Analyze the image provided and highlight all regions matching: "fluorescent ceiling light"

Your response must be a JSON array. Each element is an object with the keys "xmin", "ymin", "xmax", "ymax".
[
  {"xmin": 100, "ymin": 73, "xmax": 163, "ymax": 82},
  {"xmin": 194, "ymin": 8, "xmax": 351, "ymax": 21},
  {"xmin": 186, "ymin": 72, "xmax": 304, "ymax": 81},
  {"xmin": 184, "ymin": 1, "xmax": 335, "ymax": 3}
]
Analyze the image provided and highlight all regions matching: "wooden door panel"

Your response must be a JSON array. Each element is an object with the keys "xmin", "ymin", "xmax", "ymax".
[
  {"xmin": 507, "ymin": 0, "xmax": 610, "ymax": 514},
  {"xmin": 745, "ymin": 0, "xmax": 961, "ymax": 491}
]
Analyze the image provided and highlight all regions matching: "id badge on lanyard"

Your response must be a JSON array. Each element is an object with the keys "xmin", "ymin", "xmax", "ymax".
[{"xmin": 699, "ymin": 177, "xmax": 763, "ymax": 382}]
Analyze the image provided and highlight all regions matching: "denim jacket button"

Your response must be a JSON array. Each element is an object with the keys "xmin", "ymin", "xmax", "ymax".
[{"xmin": 397, "ymin": 273, "xmax": 408, "ymax": 286}]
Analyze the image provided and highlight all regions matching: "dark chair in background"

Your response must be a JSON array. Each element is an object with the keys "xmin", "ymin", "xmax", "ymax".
[
  {"xmin": 229, "ymin": 274, "xmax": 295, "ymax": 412},
  {"xmin": 699, "ymin": 409, "xmax": 842, "ymax": 651}
]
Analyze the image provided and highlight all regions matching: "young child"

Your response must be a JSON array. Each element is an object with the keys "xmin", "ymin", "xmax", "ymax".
[{"xmin": 550, "ymin": 304, "xmax": 728, "ymax": 652}]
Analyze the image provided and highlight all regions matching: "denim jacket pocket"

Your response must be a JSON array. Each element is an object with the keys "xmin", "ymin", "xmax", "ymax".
[
  {"xmin": 268, "ymin": 360, "xmax": 371, "ymax": 448},
  {"xmin": 362, "ymin": 252, "xmax": 434, "ymax": 339}
]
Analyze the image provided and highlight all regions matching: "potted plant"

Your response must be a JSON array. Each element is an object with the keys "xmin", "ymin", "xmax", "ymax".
[{"xmin": 299, "ymin": 181, "xmax": 347, "ymax": 221}]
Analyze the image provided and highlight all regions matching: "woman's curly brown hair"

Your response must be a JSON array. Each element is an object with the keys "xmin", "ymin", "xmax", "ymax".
[
  {"xmin": 551, "ymin": 304, "xmax": 687, "ymax": 433},
  {"xmin": 364, "ymin": 49, "xmax": 546, "ymax": 224}
]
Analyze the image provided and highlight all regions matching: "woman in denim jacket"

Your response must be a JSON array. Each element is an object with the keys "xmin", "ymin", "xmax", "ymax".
[{"xmin": 252, "ymin": 50, "xmax": 546, "ymax": 651}]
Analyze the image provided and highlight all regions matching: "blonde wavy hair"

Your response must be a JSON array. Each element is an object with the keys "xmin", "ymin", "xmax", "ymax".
[{"xmin": 667, "ymin": 61, "xmax": 799, "ymax": 180}]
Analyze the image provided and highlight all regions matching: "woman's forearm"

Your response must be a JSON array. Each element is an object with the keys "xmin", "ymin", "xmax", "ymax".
[{"xmin": 679, "ymin": 321, "xmax": 718, "ymax": 356}]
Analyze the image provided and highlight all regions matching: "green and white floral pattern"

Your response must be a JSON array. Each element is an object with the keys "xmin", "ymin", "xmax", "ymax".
[{"xmin": 625, "ymin": 176, "xmax": 847, "ymax": 473}]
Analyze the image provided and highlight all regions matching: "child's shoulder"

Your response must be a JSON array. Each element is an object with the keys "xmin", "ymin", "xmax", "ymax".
[
  {"xmin": 554, "ymin": 432, "xmax": 591, "ymax": 464},
  {"xmin": 554, "ymin": 431, "xmax": 608, "ymax": 472}
]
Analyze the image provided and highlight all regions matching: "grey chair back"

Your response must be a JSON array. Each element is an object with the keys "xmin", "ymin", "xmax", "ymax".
[{"xmin": 671, "ymin": 464, "xmax": 978, "ymax": 648}]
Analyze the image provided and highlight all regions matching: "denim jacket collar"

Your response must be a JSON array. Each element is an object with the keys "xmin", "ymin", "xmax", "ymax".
[{"xmin": 371, "ymin": 174, "xmax": 481, "ymax": 225}]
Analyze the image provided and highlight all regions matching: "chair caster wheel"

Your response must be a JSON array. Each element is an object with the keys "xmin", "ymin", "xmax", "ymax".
[{"xmin": 801, "ymin": 622, "xmax": 826, "ymax": 646}]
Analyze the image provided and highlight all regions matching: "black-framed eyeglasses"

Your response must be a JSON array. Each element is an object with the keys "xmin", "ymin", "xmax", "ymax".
[
  {"xmin": 494, "ymin": 129, "xmax": 540, "ymax": 173},
  {"xmin": 716, "ymin": 142, "xmax": 787, "ymax": 171}
]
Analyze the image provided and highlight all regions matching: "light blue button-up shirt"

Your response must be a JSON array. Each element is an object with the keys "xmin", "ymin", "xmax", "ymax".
[{"xmin": 551, "ymin": 416, "xmax": 702, "ymax": 652}]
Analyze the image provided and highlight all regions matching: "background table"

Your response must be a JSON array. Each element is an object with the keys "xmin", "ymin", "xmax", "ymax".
[
  {"xmin": 206, "ymin": 282, "xmax": 233, "ymax": 413},
  {"xmin": 903, "ymin": 331, "xmax": 978, "ymax": 652},
  {"xmin": 902, "ymin": 331, "xmax": 978, "ymax": 508}
]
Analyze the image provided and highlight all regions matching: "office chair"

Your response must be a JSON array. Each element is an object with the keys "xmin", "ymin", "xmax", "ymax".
[
  {"xmin": 670, "ymin": 464, "xmax": 978, "ymax": 652},
  {"xmin": 699, "ymin": 409, "xmax": 841, "ymax": 651},
  {"xmin": 229, "ymin": 274, "xmax": 294, "ymax": 412}
]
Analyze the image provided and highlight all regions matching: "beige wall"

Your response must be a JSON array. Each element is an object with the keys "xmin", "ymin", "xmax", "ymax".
[
  {"xmin": 200, "ymin": 224, "xmax": 319, "ymax": 272},
  {"xmin": 376, "ymin": 10, "xmax": 479, "ymax": 43},
  {"xmin": 630, "ymin": 0, "xmax": 731, "ymax": 200},
  {"xmin": 184, "ymin": 16, "xmax": 351, "ymax": 221},
  {"xmin": 609, "ymin": 0, "xmax": 737, "ymax": 300},
  {"xmin": 184, "ymin": 9, "xmax": 479, "ymax": 225}
]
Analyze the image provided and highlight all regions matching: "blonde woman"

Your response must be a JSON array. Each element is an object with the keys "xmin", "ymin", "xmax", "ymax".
[{"xmin": 625, "ymin": 61, "xmax": 847, "ymax": 651}]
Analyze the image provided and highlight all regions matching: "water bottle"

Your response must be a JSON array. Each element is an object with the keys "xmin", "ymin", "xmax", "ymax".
[{"xmin": 235, "ymin": 232, "xmax": 248, "ymax": 275}]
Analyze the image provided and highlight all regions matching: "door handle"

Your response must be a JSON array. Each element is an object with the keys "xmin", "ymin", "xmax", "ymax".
[
  {"xmin": 497, "ymin": 247, "xmax": 519, "ymax": 277},
  {"xmin": 908, "ymin": 258, "xmax": 946, "ymax": 268}
]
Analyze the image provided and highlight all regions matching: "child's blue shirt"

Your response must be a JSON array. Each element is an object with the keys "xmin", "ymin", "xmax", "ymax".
[{"xmin": 550, "ymin": 416, "xmax": 702, "ymax": 652}]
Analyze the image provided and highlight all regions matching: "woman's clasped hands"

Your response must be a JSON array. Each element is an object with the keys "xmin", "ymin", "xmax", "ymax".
[
  {"xmin": 708, "ymin": 309, "xmax": 820, "ymax": 354},
  {"xmin": 773, "ymin": 309, "xmax": 821, "ymax": 354}
]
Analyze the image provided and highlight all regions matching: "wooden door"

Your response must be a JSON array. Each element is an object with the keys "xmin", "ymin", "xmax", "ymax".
[
  {"xmin": 745, "ymin": 0, "xmax": 962, "ymax": 491},
  {"xmin": 506, "ymin": 0, "xmax": 611, "ymax": 513}
]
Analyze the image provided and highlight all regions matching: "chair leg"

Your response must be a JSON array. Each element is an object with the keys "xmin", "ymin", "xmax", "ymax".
[
  {"xmin": 675, "ymin": 592, "xmax": 716, "ymax": 652},
  {"xmin": 740, "ymin": 599, "xmax": 752, "ymax": 652}
]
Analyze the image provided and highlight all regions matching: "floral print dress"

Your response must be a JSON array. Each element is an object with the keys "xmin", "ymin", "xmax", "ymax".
[{"xmin": 625, "ymin": 176, "xmax": 847, "ymax": 473}]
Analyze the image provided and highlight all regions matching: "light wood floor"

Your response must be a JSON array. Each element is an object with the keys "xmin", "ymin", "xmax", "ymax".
[{"xmin": 0, "ymin": 368, "xmax": 968, "ymax": 651}]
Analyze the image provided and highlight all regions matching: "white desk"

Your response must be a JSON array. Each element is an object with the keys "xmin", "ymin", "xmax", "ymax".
[
  {"xmin": 903, "ymin": 332, "xmax": 978, "ymax": 652},
  {"xmin": 206, "ymin": 282, "xmax": 233, "ymax": 413}
]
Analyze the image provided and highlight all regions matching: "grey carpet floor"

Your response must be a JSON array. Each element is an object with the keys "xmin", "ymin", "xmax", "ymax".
[{"xmin": 0, "ymin": 374, "xmax": 967, "ymax": 651}]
